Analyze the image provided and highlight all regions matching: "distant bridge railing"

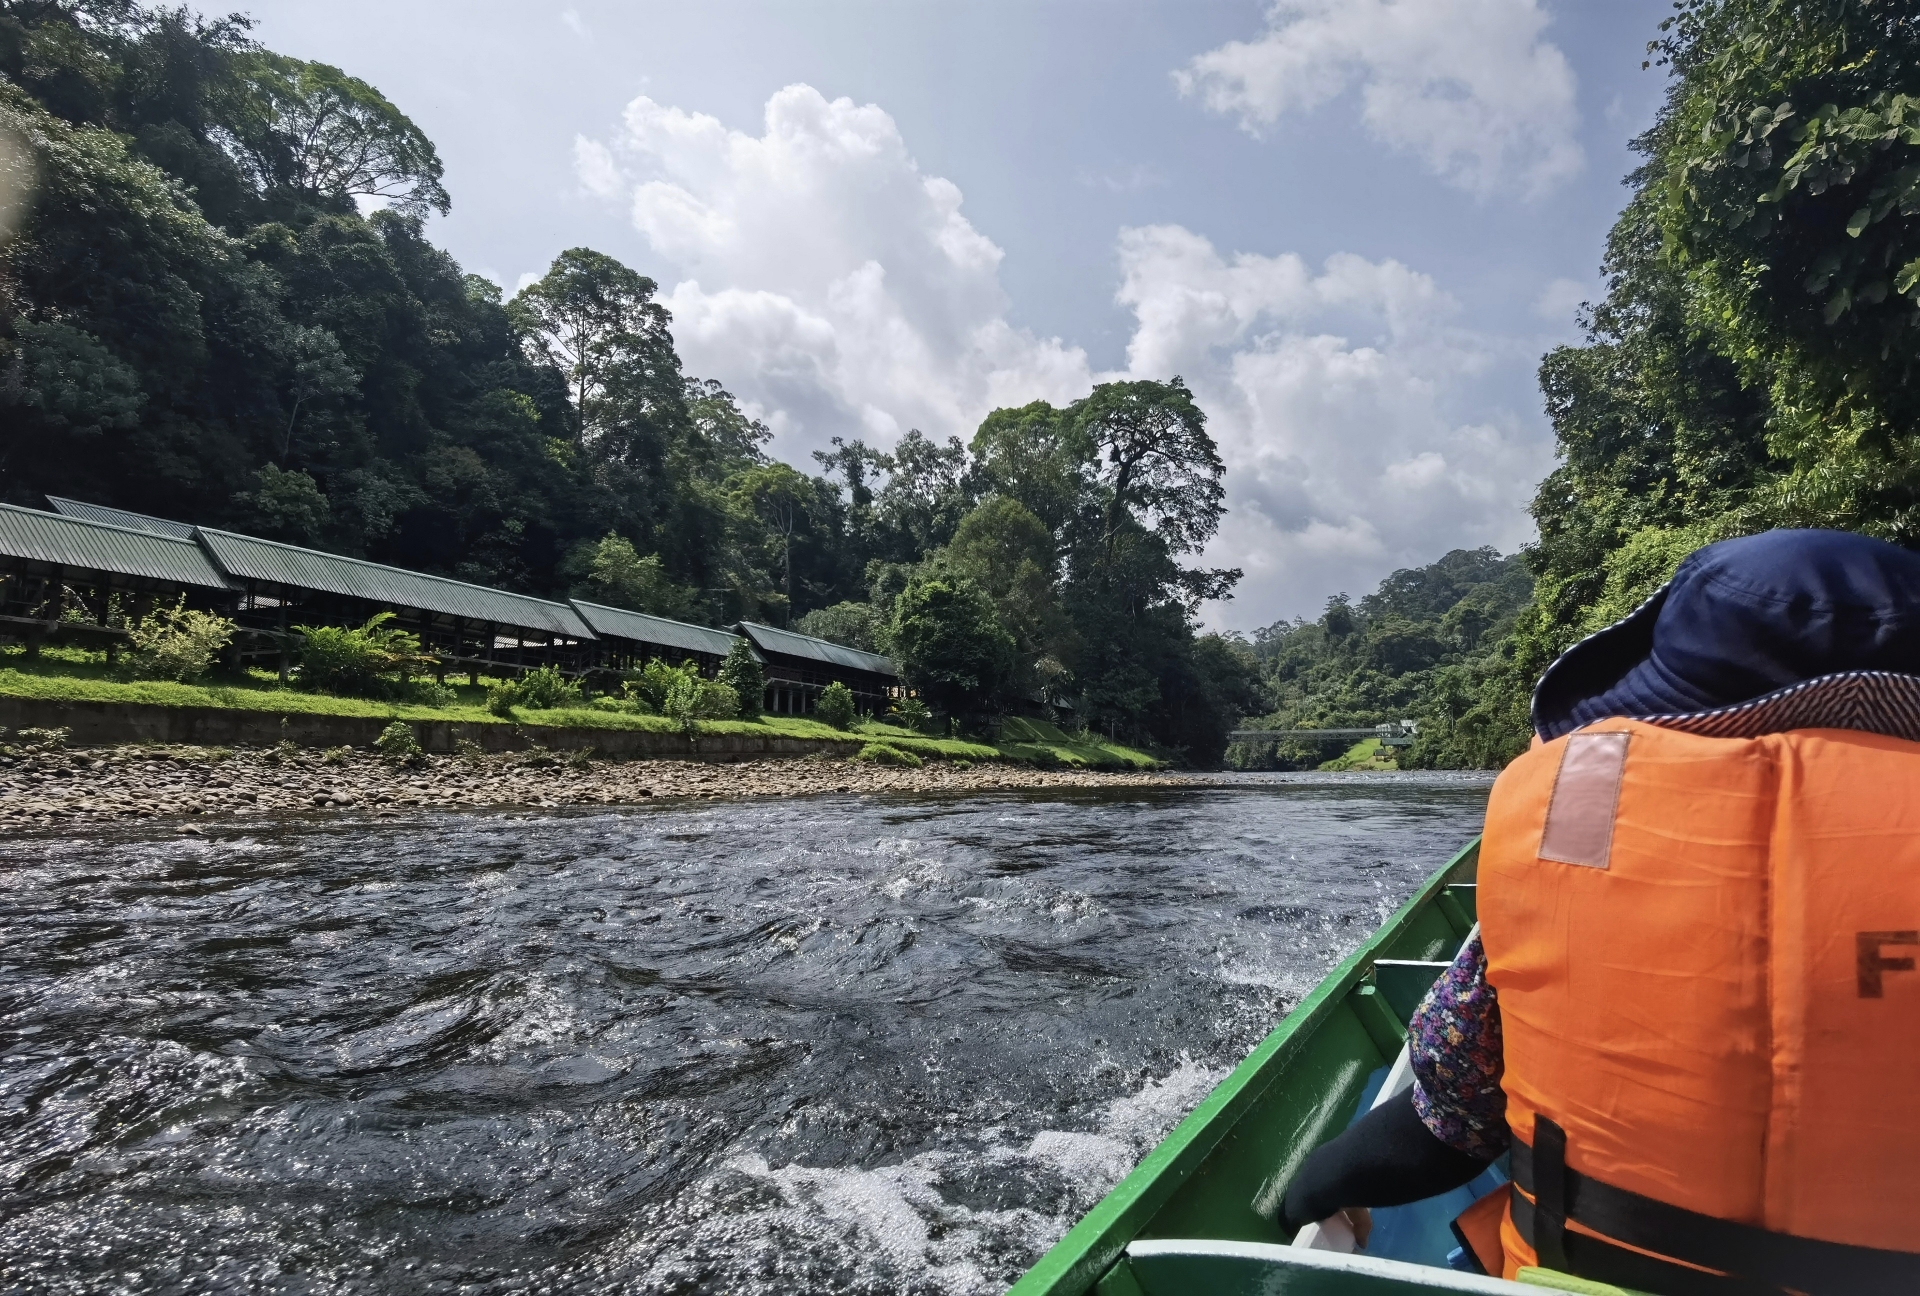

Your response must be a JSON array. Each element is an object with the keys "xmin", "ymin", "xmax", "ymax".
[{"xmin": 1230, "ymin": 723, "xmax": 1419, "ymax": 748}]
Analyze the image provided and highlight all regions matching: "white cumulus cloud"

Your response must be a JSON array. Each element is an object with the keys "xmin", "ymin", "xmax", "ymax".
[
  {"xmin": 1174, "ymin": 0, "xmax": 1582, "ymax": 198},
  {"xmin": 1533, "ymin": 275, "xmax": 1591, "ymax": 322},
  {"xmin": 577, "ymin": 84, "xmax": 1550, "ymax": 626},
  {"xmin": 579, "ymin": 84, "xmax": 1093, "ymax": 453},
  {"xmin": 1113, "ymin": 226, "xmax": 1551, "ymax": 624}
]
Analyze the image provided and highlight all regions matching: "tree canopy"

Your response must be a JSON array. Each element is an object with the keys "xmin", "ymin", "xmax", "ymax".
[
  {"xmin": 1418, "ymin": 0, "xmax": 1920, "ymax": 767},
  {"xmin": 0, "ymin": 0, "xmax": 1261, "ymax": 764}
]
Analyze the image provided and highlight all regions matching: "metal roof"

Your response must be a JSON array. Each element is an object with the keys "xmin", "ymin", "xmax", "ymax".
[
  {"xmin": 45, "ymin": 496, "xmax": 198, "ymax": 540},
  {"xmin": 736, "ymin": 621, "xmax": 897, "ymax": 678},
  {"xmin": 570, "ymin": 600, "xmax": 740, "ymax": 659},
  {"xmin": 195, "ymin": 527, "xmax": 594, "ymax": 639},
  {"xmin": 0, "ymin": 503, "xmax": 236, "ymax": 590}
]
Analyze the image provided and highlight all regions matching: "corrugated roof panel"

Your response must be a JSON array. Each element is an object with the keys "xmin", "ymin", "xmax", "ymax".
[
  {"xmin": 44, "ymin": 496, "xmax": 198, "ymax": 540},
  {"xmin": 195, "ymin": 528, "xmax": 594, "ymax": 639},
  {"xmin": 737, "ymin": 621, "xmax": 897, "ymax": 678},
  {"xmin": 570, "ymin": 601, "xmax": 740, "ymax": 659},
  {"xmin": 0, "ymin": 503, "xmax": 235, "ymax": 590}
]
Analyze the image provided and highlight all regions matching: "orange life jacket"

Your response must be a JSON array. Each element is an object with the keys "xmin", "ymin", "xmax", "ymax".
[{"xmin": 1478, "ymin": 719, "xmax": 1920, "ymax": 1294}]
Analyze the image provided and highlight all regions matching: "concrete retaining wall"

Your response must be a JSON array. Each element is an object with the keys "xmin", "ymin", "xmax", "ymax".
[{"xmin": 0, "ymin": 695, "xmax": 866, "ymax": 760}]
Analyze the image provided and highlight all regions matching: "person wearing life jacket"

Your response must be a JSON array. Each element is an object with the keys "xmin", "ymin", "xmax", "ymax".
[{"xmin": 1276, "ymin": 528, "xmax": 1920, "ymax": 1294}]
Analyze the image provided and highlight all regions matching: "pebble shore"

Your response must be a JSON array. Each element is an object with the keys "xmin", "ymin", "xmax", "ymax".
[{"xmin": 0, "ymin": 744, "xmax": 1186, "ymax": 831}]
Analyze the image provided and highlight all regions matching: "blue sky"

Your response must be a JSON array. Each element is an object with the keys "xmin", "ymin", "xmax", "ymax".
[{"xmin": 236, "ymin": 0, "xmax": 1676, "ymax": 630}]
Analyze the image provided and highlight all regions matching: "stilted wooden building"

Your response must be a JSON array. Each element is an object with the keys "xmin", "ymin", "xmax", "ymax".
[
  {"xmin": 570, "ymin": 600, "xmax": 740, "ymax": 675},
  {"xmin": 732, "ymin": 620, "xmax": 899, "ymax": 716}
]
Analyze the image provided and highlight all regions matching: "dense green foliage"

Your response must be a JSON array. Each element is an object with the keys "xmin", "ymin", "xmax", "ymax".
[
  {"xmin": 0, "ymin": 2, "xmax": 1252, "ymax": 764},
  {"xmin": 716, "ymin": 639, "xmax": 764, "ymax": 719},
  {"xmin": 124, "ymin": 598, "xmax": 233, "ymax": 682},
  {"xmin": 1230, "ymin": 548, "xmax": 1534, "ymax": 770},
  {"xmin": 1423, "ymin": 0, "xmax": 1920, "ymax": 766},
  {"xmin": 373, "ymin": 719, "xmax": 424, "ymax": 766},
  {"xmin": 292, "ymin": 611, "xmax": 428, "ymax": 697},
  {"xmin": 814, "ymin": 680, "xmax": 856, "ymax": 730}
]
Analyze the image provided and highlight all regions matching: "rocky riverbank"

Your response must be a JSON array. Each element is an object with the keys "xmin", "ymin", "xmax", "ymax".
[{"xmin": 0, "ymin": 742, "xmax": 1184, "ymax": 830}]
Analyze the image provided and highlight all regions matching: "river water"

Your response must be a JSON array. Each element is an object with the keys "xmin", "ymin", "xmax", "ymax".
[{"xmin": 0, "ymin": 773, "xmax": 1491, "ymax": 1296}]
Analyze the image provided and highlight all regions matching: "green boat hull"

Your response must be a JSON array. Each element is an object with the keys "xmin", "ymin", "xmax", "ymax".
[{"xmin": 1009, "ymin": 837, "xmax": 1528, "ymax": 1296}]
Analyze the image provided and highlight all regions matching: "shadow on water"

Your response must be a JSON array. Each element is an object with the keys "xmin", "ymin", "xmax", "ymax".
[{"xmin": 0, "ymin": 774, "xmax": 1491, "ymax": 1295}]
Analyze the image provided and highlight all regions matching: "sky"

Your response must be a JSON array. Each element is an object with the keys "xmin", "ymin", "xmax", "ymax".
[{"xmin": 233, "ymin": 0, "xmax": 1676, "ymax": 632}]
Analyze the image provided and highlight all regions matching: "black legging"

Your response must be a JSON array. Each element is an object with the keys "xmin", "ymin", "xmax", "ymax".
[{"xmin": 1280, "ymin": 1087, "xmax": 1496, "ymax": 1234}]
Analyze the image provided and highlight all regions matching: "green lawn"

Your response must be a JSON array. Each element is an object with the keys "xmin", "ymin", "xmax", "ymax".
[
  {"xmin": 1317, "ymin": 736, "xmax": 1398, "ymax": 772},
  {"xmin": 0, "ymin": 646, "xmax": 1155, "ymax": 768},
  {"xmin": 994, "ymin": 715, "xmax": 1163, "ymax": 770}
]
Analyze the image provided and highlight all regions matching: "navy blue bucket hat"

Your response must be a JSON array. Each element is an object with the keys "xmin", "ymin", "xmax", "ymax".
[{"xmin": 1532, "ymin": 529, "xmax": 1920, "ymax": 741}]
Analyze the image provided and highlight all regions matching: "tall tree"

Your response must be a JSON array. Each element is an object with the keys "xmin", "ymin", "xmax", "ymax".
[
  {"xmin": 223, "ymin": 52, "xmax": 449, "ymax": 218},
  {"xmin": 1068, "ymin": 377, "xmax": 1227, "ymax": 558},
  {"xmin": 508, "ymin": 248, "xmax": 675, "ymax": 446}
]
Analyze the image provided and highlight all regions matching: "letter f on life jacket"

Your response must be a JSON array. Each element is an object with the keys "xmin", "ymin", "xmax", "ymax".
[{"xmin": 1857, "ymin": 930, "xmax": 1920, "ymax": 998}]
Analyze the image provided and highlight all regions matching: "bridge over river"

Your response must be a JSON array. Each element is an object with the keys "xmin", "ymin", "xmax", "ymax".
[{"xmin": 1229, "ymin": 722, "xmax": 1418, "ymax": 748}]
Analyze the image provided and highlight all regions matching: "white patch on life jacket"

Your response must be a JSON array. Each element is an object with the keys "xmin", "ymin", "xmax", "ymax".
[{"xmin": 1539, "ymin": 731, "xmax": 1629, "ymax": 869}]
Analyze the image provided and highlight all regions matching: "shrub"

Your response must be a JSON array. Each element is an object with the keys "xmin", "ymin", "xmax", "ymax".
[
  {"xmin": 453, "ymin": 737, "xmax": 484, "ymax": 758},
  {"xmin": 513, "ymin": 665, "xmax": 581, "ymax": 710},
  {"xmin": 701, "ymin": 679, "xmax": 740, "ymax": 720},
  {"xmin": 626, "ymin": 657, "xmax": 693, "ymax": 713},
  {"xmin": 295, "ymin": 613, "xmax": 431, "ymax": 697},
  {"xmin": 632, "ymin": 659, "xmax": 735, "ymax": 731},
  {"xmin": 375, "ymin": 721, "xmax": 424, "ymax": 766},
  {"xmin": 889, "ymin": 695, "xmax": 933, "ymax": 733},
  {"xmin": 125, "ymin": 600, "xmax": 234, "ymax": 682},
  {"xmin": 565, "ymin": 747, "xmax": 593, "ymax": 769},
  {"xmin": 951, "ymin": 759, "xmax": 973, "ymax": 771},
  {"xmin": 815, "ymin": 681, "xmax": 856, "ymax": 730},
  {"xmin": 854, "ymin": 741, "xmax": 922, "ymax": 768},
  {"xmin": 320, "ymin": 745, "xmax": 352, "ymax": 765},
  {"xmin": 407, "ymin": 681, "xmax": 458, "ymax": 708},
  {"xmin": 656, "ymin": 675, "xmax": 721, "ymax": 733},
  {"xmin": 718, "ymin": 639, "xmax": 765, "ymax": 717},
  {"xmin": 486, "ymin": 681, "xmax": 519, "ymax": 716},
  {"xmin": 16, "ymin": 726, "xmax": 70, "ymax": 750},
  {"xmin": 264, "ymin": 739, "xmax": 299, "ymax": 765}
]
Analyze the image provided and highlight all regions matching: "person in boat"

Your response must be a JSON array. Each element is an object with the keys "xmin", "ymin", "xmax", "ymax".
[{"xmin": 1277, "ymin": 528, "xmax": 1920, "ymax": 1292}]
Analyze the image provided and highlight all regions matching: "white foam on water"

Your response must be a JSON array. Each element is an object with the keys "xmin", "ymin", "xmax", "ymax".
[
  {"xmin": 616, "ymin": 1145, "xmax": 1047, "ymax": 1295},
  {"xmin": 609, "ymin": 1057, "xmax": 1229, "ymax": 1295}
]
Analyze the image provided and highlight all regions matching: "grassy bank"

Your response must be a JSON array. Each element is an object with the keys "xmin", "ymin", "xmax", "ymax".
[
  {"xmin": 1317, "ymin": 736, "xmax": 1399, "ymax": 772},
  {"xmin": 0, "ymin": 647, "xmax": 1158, "ymax": 769}
]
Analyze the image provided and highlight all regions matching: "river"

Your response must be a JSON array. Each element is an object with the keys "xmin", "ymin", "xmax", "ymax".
[{"xmin": 0, "ymin": 772, "xmax": 1491, "ymax": 1295}]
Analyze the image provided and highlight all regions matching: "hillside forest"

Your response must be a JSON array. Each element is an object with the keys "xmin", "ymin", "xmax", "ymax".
[
  {"xmin": 0, "ymin": 0, "xmax": 1259, "ymax": 762},
  {"xmin": 5, "ymin": 1, "xmax": 1917, "ymax": 768},
  {"xmin": 1244, "ymin": 0, "xmax": 1920, "ymax": 767}
]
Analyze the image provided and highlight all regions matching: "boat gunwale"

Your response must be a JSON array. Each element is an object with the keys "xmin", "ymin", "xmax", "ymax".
[{"xmin": 1006, "ymin": 835, "xmax": 1483, "ymax": 1296}]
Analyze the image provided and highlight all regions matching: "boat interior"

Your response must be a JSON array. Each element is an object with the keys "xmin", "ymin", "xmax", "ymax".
[{"xmin": 1014, "ymin": 840, "xmax": 1561, "ymax": 1296}]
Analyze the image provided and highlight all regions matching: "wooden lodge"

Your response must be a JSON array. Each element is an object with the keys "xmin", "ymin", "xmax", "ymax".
[
  {"xmin": 0, "ymin": 502, "xmax": 240, "ymax": 660},
  {"xmin": 0, "ymin": 499, "xmax": 903, "ymax": 707},
  {"xmin": 733, "ymin": 620, "xmax": 899, "ymax": 716}
]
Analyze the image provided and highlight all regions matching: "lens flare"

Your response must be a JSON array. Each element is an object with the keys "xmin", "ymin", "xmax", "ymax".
[{"xmin": 0, "ymin": 120, "xmax": 35, "ymax": 245}]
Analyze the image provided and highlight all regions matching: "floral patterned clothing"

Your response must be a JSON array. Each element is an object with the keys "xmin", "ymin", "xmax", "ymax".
[{"xmin": 1407, "ymin": 931, "xmax": 1509, "ymax": 1159}]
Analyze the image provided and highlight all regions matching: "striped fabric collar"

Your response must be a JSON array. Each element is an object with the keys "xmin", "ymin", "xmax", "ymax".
[{"xmin": 1618, "ymin": 670, "xmax": 1920, "ymax": 743}]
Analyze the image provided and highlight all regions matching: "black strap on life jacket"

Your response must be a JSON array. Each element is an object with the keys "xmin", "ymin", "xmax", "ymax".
[{"xmin": 1513, "ymin": 1117, "xmax": 1920, "ymax": 1296}]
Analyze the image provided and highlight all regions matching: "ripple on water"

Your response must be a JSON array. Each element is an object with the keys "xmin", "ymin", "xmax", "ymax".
[{"xmin": 0, "ymin": 775, "xmax": 1489, "ymax": 1294}]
